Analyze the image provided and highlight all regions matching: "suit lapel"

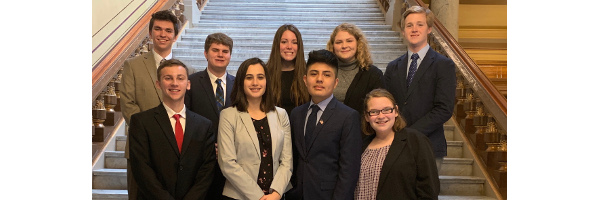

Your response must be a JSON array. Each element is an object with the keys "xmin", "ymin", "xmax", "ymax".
[
  {"xmin": 199, "ymin": 70, "xmax": 220, "ymax": 115},
  {"xmin": 296, "ymin": 103, "xmax": 309, "ymax": 158},
  {"xmin": 180, "ymin": 110, "xmax": 197, "ymax": 156},
  {"xmin": 396, "ymin": 54, "xmax": 409, "ymax": 99},
  {"xmin": 306, "ymin": 98, "xmax": 338, "ymax": 153},
  {"xmin": 240, "ymin": 111, "xmax": 261, "ymax": 159},
  {"xmin": 377, "ymin": 130, "xmax": 408, "ymax": 194},
  {"xmin": 225, "ymin": 74, "xmax": 235, "ymax": 107},
  {"xmin": 266, "ymin": 110, "xmax": 280, "ymax": 157},
  {"xmin": 144, "ymin": 53, "xmax": 162, "ymax": 103},
  {"xmin": 154, "ymin": 104, "xmax": 181, "ymax": 157},
  {"xmin": 407, "ymin": 48, "xmax": 435, "ymax": 96}
]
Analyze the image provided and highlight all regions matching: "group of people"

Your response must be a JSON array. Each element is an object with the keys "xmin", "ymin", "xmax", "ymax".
[{"xmin": 120, "ymin": 5, "xmax": 456, "ymax": 200}]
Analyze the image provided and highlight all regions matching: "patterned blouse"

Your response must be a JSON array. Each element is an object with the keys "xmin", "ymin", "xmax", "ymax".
[
  {"xmin": 252, "ymin": 116, "xmax": 274, "ymax": 195},
  {"xmin": 354, "ymin": 145, "xmax": 391, "ymax": 200}
]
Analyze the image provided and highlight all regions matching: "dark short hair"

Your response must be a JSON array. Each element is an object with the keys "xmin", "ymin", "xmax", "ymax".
[
  {"xmin": 204, "ymin": 33, "xmax": 234, "ymax": 52},
  {"xmin": 306, "ymin": 49, "xmax": 338, "ymax": 77},
  {"xmin": 231, "ymin": 57, "xmax": 275, "ymax": 112},
  {"xmin": 149, "ymin": 10, "xmax": 180, "ymax": 38},
  {"xmin": 157, "ymin": 59, "xmax": 189, "ymax": 78}
]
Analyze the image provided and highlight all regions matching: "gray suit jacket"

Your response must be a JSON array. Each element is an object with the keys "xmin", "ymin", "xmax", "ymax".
[
  {"xmin": 217, "ymin": 106, "xmax": 293, "ymax": 200},
  {"xmin": 120, "ymin": 52, "xmax": 162, "ymax": 159}
]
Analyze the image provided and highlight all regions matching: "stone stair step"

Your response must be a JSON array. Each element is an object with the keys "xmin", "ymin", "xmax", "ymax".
[
  {"xmin": 179, "ymin": 36, "xmax": 401, "ymax": 44},
  {"xmin": 92, "ymin": 189, "xmax": 128, "ymax": 200},
  {"xmin": 439, "ymin": 176, "xmax": 486, "ymax": 196},
  {"xmin": 447, "ymin": 141, "xmax": 464, "ymax": 158},
  {"xmin": 92, "ymin": 169, "xmax": 127, "ymax": 190},
  {"xmin": 204, "ymin": 2, "xmax": 379, "ymax": 8},
  {"xmin": 183, "ymin": 29, "xmax": 400, "ymax": 37},
  {"xmin": 438, "ymin": 195, "xmax": 496, "ymax": 200},
  {"xmin": 203, "ymin": 6, "xmax": 382, "ymax": 12},
  {"xmin": 199, "ymin": 15, "xmax": 386, "ymax": 23},
  {"xmin": 201, "ymin": 10, "xmax": 383, "ymax": 17},
  {"xmin": 104, "ymin": 151, "xmax": 126, "ymax": 169},
  {"xmin": 115, "ymin": 136, "xmax": 126, "ymax": 152},
  {"xmin": 441, "ymin": 158, "xmax": 474, "ymax": 176},
  {"xmin": 176, "ymin": 42, "xmax": 403, "ymax": 50},
  {"xmin": 173, "ymin": 52, "xmax": 402, "ymax": 61},
  {"xmin": 192, "ymin": 22, "xmax": 393, "ymax": 30},
  {"xmin": 445, "ymin": 124, "xmax": 456, "ymax": 141},
  {"xmin": 208, "ymin": 0, "xmax": 376, "ymax": 2}
]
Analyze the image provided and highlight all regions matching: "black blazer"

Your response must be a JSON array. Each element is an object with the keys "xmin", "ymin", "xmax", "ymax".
[
  {"xmin": 343, "ymin": 65, "xmax": 385, "ymax": 115},
  {"xmin": 384, "ymin": 48, "xmax": 456, "ymax": 157},
  {"xmin": 286, "ymin": 98, "xmax": 362, "ymax": 200},
  {"xmin": 185, "ymin": 69, "xmax": 235, "ymax": 134},
  {"xmin": 184, "ymin": 69, "xmax": 234, "ymax": 199},
  {"xmin": 362, "ymin": 128, "xmax": 440, "ymax": 199},
  {"xmin": 129, "ymin": 104, "xmax": 215, "ymax": 200}
]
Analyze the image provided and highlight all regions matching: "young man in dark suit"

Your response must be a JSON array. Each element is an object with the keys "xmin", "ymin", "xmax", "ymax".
[
  {"xmin": 129, "ymin": 59, "xmax": 215, "ymax": 199},
  {"xmin": 184, "ymin": 32, "xmax": 234, "ymax": 199},
  {"xmin": 286, "ymin": 49, "xmax": 362, "ymax": 200},
  {"xmin": 384, "ymin": 6, "xmax": 457, "ymax": 172}
]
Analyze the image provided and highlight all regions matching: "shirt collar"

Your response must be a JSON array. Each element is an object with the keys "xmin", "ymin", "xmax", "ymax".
[
  {"xmin": 163, "ymin": 103, "xmax": 186, "ymax": 119},
  {"xmin": 309, "ymin": 94, "xmax": 334, "ymax": 112},
  {"xmin": 152, "ymin": 49, "xmax": 173, "ymax": 68},
  {"xmin": 407, "ymin": 43, "xmax": 430, "ymax": 61},
  {"xmin": 206, "ymin": 69, "xmax": 228, "ymax": 85}
]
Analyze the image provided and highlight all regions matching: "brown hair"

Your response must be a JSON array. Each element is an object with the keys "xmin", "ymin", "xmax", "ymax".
[
  {"xmin": 149, "ymin": 10, "xmax": 180, "ymax": 38},
  {"xmin": 204, "ymin": 32, "xmax": 234, "ymax": 52},
  {"xmin": 157, "ymin": 59, "xmax": 189, "ymax": 78},
  {"xmin": 266, "ymin": 24, "xmax": 310, "ymax": 107},
  {"xmin": 231, "ymin": 58, "xmax": 275, "ymax": 112},
  {"xmin": 326, "ymin": 23, "xmax": 373, "ymax": 70},
  {"xmin": 361, "ymin": 89, "xmax": 407, "ymax": 136}
]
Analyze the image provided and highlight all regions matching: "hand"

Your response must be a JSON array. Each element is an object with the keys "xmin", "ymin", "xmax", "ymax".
[
  {"xmin": 258, "ymin": 191, "xmax": 281, "ymax": 200},
  {"xmin": 215, "ymin": 143, "xmax": 218, "ymax": 158}
]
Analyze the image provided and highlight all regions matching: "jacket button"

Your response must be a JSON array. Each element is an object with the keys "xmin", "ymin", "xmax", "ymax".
[
  {"xmin": 179, "ymin": 166, "xmax": 183, "ymax": 170},
  {"xmin": 404, "ymin": 102, "xmax": 407, "ymax": 105}
]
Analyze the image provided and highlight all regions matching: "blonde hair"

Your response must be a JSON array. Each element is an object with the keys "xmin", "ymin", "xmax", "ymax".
[
  {"xmin": 326, "ymin": 23, "xmax": 373, "ymax": 70},
  {"xmin": 398, "ymin": 6, "xmax": 435, "ymax": 31}
]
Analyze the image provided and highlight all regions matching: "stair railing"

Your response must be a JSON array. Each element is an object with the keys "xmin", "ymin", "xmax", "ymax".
[
  {"xmin": 92, "ymin": 0, "xmax": 189, "ymax": 164},
  {"xmin": 382, "ymin": 0, "xmax": 507, "ymax": 199}
]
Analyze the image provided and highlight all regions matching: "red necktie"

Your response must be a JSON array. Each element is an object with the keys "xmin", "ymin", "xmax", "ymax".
[{"xmin": 173, "ymin": 114, "xmax": 184, "ymax": 153}]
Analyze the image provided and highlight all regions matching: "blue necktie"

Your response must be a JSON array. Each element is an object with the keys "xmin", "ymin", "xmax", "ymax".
[
  {"xmin": 407, "ymin": 53, "xmax": 419, "ymax": 87},
  {"xmin": 305, "ymin": 104, "xmax": 320, "ymax": 148},
  {"xmin": 215, "ymin": 79, "xmax": 224, "ymax": 110}
]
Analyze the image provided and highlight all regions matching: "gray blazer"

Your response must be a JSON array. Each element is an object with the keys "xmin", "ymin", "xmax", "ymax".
[{"xmin": 217, "ymin": 106, "xmax": 293, "ymax": 200}]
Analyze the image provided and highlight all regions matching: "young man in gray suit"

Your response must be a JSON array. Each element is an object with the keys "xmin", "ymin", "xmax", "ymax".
[
  {"xmin": 120, "ymin": 10, "xmax": 180, "ymax": 199},
  {"xmin": 384, "ymin": 6, "xmax": 457, "ymax": 172},
  {"xmin": 286, "ymin": 49, "xmax": 362, "ymax": 200}
]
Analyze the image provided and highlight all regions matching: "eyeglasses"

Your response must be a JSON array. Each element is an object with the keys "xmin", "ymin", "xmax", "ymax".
[{"xmin": 367, "ymin": 107, "xmax": 394, "ymax": 116}]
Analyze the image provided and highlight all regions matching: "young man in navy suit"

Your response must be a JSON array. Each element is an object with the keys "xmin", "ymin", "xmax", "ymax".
[
  {"xmin": 286, "ymin": 49, "xmax": 362, "ymax": 200},
  {"xmin": 129, "ymin": 59, "xmax": 215, "ymax": 199},
  {"xmin": 384, "ymin": 6, "xmax": 457, "ymax": 172},
  {"xmin": 184, "ymin": 32, "xmax": 235, "ymax": 199}
]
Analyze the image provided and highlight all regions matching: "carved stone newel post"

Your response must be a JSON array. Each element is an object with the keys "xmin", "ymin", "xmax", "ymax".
[{"xmin": 92, "ymin": 94, "xmax": 107, "ymax": 142}]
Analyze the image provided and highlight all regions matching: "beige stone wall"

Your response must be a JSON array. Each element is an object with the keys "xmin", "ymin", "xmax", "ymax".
[{"xmin": 92, "ymin": 0, "xmax": 158, "ymax": 67}]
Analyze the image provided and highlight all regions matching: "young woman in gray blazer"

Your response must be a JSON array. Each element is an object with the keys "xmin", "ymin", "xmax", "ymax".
[{"xmin": 218, "ymin": 58, "xmax": 293, "ymax": 200}]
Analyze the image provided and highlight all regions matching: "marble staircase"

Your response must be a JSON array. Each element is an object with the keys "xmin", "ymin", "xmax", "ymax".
[{"xmin": 174, "ymin": 0, "xmax": 405, "ymax": 74}]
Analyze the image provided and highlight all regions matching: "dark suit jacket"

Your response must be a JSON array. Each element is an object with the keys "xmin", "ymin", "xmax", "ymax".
[
  {"xmin": 362, "ymin": 128, "xmax": 440, "ymax": 199},
  {"xmin": 185, "ymin": 69, "xmax": 235, "ymax": 134},
  {"xmin": 343, "ymin": 65, "xmax": 385, "ymax": 115},
  {"xmin": 384, "ymin": 48, "xmax": 456, "ymax": 157},
  {"xmin": 286, "ymin": 98, "xmax": 362, "ymax": 200},
  {"xmin": 129, "ymin": 104, "xmax": 215, "ymax": 200},
  {"xmin": 184, "ymin": 69, "xmax": 235, "ymax": 199}
]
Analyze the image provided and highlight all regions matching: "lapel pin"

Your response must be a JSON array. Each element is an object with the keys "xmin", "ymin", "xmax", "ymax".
[{"xmin": 319, "ymin": 120, "xmax": 324, "ymax": 125}]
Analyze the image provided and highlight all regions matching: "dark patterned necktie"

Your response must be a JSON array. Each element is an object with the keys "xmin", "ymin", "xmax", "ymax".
[
  {"xmin": 407, "ymin": 53, "xmax": 419, "ymax": 87},
  {"xmin": 305, "ymin": 104, "xmax": 320, "ymax": 148},
  {"xmin": 215, "ymin": 79, "xmax": 224, "ymax": 110}
]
